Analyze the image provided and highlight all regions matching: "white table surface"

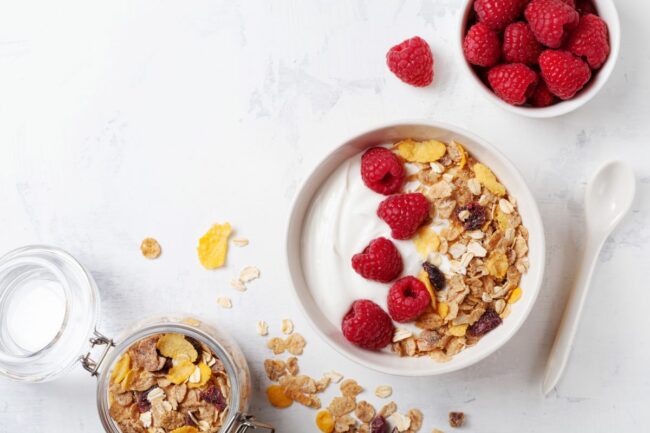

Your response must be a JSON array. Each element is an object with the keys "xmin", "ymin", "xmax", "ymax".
[{"xmin": 1, "ymin": 1, "xmax": 649, "ymax": 432}]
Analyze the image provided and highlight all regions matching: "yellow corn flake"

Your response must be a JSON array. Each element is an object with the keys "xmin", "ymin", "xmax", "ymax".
[
  {"xmin": 167, "ymin": 360, "xmax": 196, "ymax": 385},
  {"xmin": 110, "ymin": 353, "xmax": 131, "ymax": 384},
  {"xmin": 170, "ymin": 427, "xmax": 199, "ymax": 433},
  {"xmin": 507, "ymin": 287, "xmax": 523, "ymax": 304},
  {"xmin": 417, "ymin": 270, "xmax": 437, "ymax": 310},
  {"xmin": 395, "ymin": 139, "xmax": 447, "ymax": 163},
  {"xmin": 316, "ymin": 410, "xmax": 335, "ymax": 433},
  {"xmin": 473, "ymin": 163, "xmax": 506, "ymax": 197},
  {"xmin": 197, "ymin": 222, "xmax": 232, "ymax": 269},
  {"xmin": 495, "ymin": 207, "xmax": 510, "ymax": 230},
  {"xmin": 156, "ymin": 334, "xmax": 198, "ymax": 362},
  {"xmin": 266, "ymin": 384, "xmax": 293, "ymax": 408},
  {"xmin": 448, "ymin": 324, "xmax": 469, "ymax": 337},
  {"xmin": 438, "ymin": 302, "xmax": 449, "ymax": 319},
  {"xmin": 454, "ymin": 141, "xmax": 468, "ymax": 169},
  {"xmin": 188, "ymin": 362, "xmax": 212, "ymax": 389},
  {"xmin": 121, "ymin": 369, "xmax": 135, "ymax": 392},
  {"xmin": 413, "ymin": 226, "xmax": 440, "ymax": 259},
  {"xmin": 486, "ymin": 251, "xmax": 508, "ymax": 279},
  {"xmin": 140, "ymin": 237, "xmax": 162, "ymax": 259}
]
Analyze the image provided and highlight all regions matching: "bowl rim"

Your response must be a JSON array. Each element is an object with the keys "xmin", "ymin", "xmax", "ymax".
[
  {"xmin": 457, "ymin": 0, "xmax": 621, "ymax": 118},
  {"xmin": 285, "ymin": 120, "xmax": 546, "ymax": 376}
]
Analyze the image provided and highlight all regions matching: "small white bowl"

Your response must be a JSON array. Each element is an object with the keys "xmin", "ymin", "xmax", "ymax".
[
  {"xmin": 286, "ymin": 122, "xmax": 546, "ymax": 376},
  {"xmin": 459, "ymin": 0, "xmax": 620, "ymax": 118}
]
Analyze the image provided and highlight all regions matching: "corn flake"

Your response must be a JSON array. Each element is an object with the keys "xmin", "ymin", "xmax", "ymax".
[
  {"xmin": 316, "ymin": 410, "xmax": 335, "ymax": 433},
  {"xmin": 266, "ymin": 384, "xmax": 293, "ymax": 408},
  {"xmin": 167, "ymin": 359, "xmax": 196, "ymax": 385},
  {"xmin": 140, "ymin": 238, "xmax": 161, "ymax": 259},
  {"xmin": 454, "ymin": 141, "xmax": 468, "ymax": 169},
  {"xmin": 156, "ymin": 334, "xmax": 198, "ymax": 362},
  {"xmin": 170, "ymin": 427, "xmax": 199, "ymax": 433},
  {"xmin": 413, "ymin": 226, "xmax": 440, "ymax": 259},
  {"xmin": 188, "ymin": 362, "xmax": 212, "ymax": 389},
  {"xmin": 111, "ymin": 353, "xmax": 131, "ymax": 384},
  {"xmin": 197, "ymin": 223, "xmax": 232, "ymax": 269},
  {"xmin": 448, "ymin": 324, "xmax": 468, "ymax": 337},
  {"xmin": 438, "ymin": 302, "xmax": 449, "ymax": 319},
  {"xmin": 507, "ymin": 287, "xmax": 522, "ymax": 304},
  {"xmin": 473, "ymin": 163, "xmax": 505, "ymax": 196},
  {"xmin": 485, "ymin": 251, "xmax": 508, "ymax": 279},
  {"xmin": 395, "ymin": 139, "xmax": 447, "ymax": 163},
  {"xmin": 417, "ymin": 270, "xmax": 437, "ymax": 310}
]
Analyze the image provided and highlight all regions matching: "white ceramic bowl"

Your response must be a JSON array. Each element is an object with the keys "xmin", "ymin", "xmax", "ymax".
[
  {"xmin": 286, "ymin": 122, "xmax": 546, "ymax": 376},
  {"xmin": 459, "ymin": 0, "xmax": 620, "ymax": 118}
]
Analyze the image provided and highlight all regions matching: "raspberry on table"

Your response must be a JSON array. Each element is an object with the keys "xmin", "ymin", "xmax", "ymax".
[
  {"xmin": 341, "ymin": 300, "xmax": 395, "ymax": 350},
  {"xmin": 530, "ymin": 80, "xmax": 556, "ymax": 107},
  {"xmin": 386, "ymin": 36, "xmax": 434, "ymax": 87},
  {"xmin": 361, "ymin": 147, "xmax": 405, "ymax": 195},
  {"xmin": 377, "ymin": 193, "xmax": 430, "ymax": 240},
  {"xmin": 474, "ymin": 0, "xmax": 528, "ymax": 31},
  {"xmin": 487, "ymin": 63, "xmax": 538, "ymax": 106},
  {"xmin": 463, "ymin": 22, "xmax": 502, "ymax": 67},
  {"xmin": 387, "ymin": 276, "xmax": 432, "ymax": 323},
  {"xmin": 524, "ymin": 0, "xmax": 579, "ymax": 48},
  {"xmin": 565, "ymin": 14, "xmax": 610, "ymax": 69},
  {"xmin": 539, "ymin": 49, "xmax": 591, "ymax": 99},
  {"xmin": 351, "ymin": 237, "xmax": 403, "ymax": 283},
  {"xmin": 503, "ymin": 21, "xmax": 543, "ymax": 65}
]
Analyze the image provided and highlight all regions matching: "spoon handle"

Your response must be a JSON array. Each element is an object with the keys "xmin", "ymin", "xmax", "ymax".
[{"xmin": 542, "ymin": 237, "xmax": 604, "ymax": 395}]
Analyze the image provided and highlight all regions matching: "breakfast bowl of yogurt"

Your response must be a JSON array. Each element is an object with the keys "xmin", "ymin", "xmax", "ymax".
[{"xmin": 286, "ymin": 122, "xmax": 545, "ymax": 376}]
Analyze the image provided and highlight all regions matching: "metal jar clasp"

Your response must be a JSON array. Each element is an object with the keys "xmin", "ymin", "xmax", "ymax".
[
  {"xmin": 225, "ymin": 414, "xmax": 274, "ymax": 433},
  {"xmin": 80, "ymin": 330, "xmax": 115, "ymax": 376}
]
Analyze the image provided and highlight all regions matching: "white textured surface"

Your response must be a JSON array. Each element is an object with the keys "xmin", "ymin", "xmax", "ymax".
[{"xmin": 0, "ymin": 1, "xmax": 649, "ymax": 432}]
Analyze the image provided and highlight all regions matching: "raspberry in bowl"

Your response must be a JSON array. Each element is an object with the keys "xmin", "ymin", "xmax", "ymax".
[
  {"xmin": 286, "ymin": 122, "xmax": 545, "ymax": 376},
  {"xmin": 459, "ymin": 0, "xmax": 620, "ymax": 117}
]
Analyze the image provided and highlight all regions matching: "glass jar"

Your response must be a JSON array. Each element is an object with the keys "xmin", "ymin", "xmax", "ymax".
[{"xmin": 0, "ymin": 245, "xmax": 273, "ymax": 433}]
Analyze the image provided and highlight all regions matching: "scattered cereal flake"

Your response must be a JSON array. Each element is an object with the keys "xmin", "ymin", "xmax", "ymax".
[
  {"xmin": 393, "ymin": 328, "xmax": 413, "ymax": 343},
  {"xmin": 473, "ymin": 163, "xmax": 505, "ymax": 196},
  {"xmin": 286, "ymin": 333, "xmax": 306, "ymax": 356},
  {"xmin": 286, "ymin": 356, "xmax": 299, "ymax": 376},
  {"xmin": 316, "ymin": 410, "xmax": 335, "ymax": 433},
  {"xmin": 323, "ymin": 371, "xmax": 344, "ymax": 384},
  {"xmin": 413, "ymin": 226, "xmax": 440, "ymax": 259},
  {"xmin": 157, "ymin": 334, "xmax": 198, "ymax": 362},
  {"xmin": 239, "ymin": 266, "xmax": 260, "ymax": 283},
  {"xmin": 216, "ymin": 296, "xmax": 233, "ymax": 309},
  {"xmin": 232, "ymin": 237, "xmax": 249, "ymax": 247},
  {"xmin": 281, "ymin": 319, "xmax": 294, "ymax": 335},
  {"xmin": 355, "ymin": 401, "xmax": 376, "ymax": 423},
  {"xmin": 438, "ymin": 302, "xmax": 449, "ymax": 319},
  {"xmin": 140, "ymin": 238, "xmax": 161, "ymax": 259},
  {"xmin": 266, "ymin": 384, "xmax": 293, "ymax": 408},
  {"xmin": 267, "ymin": 337, "xmax": 286, "ymax": 355},
  {"xmin": 379, "ymin": 401, "xmax": 397, "ymax": 418},
  {"xmin": 432, "ymin": 429, "xmax": 444, "ymax": 433},
  {"xmin": 197, "ymin": 223, "xmax": 232, "ymax": 269},
  {"xmin": 328, "ymin": 396, "xmax": 356, "ymax": 417},
  {"xmin": 110, "ymin": 353, "xmax": 131, "ymax": 384},
  {"xmin": 407, "ymin": 409, "xmax": 424, "ymax": 433},
  {"xmin": 334, "ymin": 414, "xmax": 356, "ymax": 433},
  {"xmin": 264, "ymin": 359, "xmax": 287, "ymax": 381},
  {"xmin": 170, "ymin": 426, "xmax": 199, "ymax": 433},
  {"xmin": 448, "ymin": 324, "xmax": 468, "ymax": 337},
  {"xmin": 139, "ymin": 411, "xmax": 152, "ymax": 428},
  {"xmin": 167, "ymin": 359, "xmax": 196, "ymax": 385},
  {"xmin": 390, "ymin": 412, "xmax": 412, "ymax": 432},
  {"xmin": 499, "ymin": 198, "xmax": 514, "ymax": 214},
  {"xmin": 395, "ymin": 139, "xmax": 447, "ymax": 163},
  {"xmin": 230, "ymin": 278, "xmax": 246, "ymax": 292},
  {"xmin": 448, "ymin": 412, "xmax": 465, "ymax": 428},
  {"xmin": 257, "ymin": 320, "xmax": 269, "ymax": 336},
  {"xmin": 417, "ymin": 271, "xmax": 437, "ymax": 310},
  {"xmin": 485, "ymin": 251, "xmax": 508, "ymax": 279},
  {"xmin": 375, "ymin": 385, "xmax": 393, "ymax": 399},
  {"xmin": 340, "ymin": 379, "xmax": 363, "ymax": 397},
  {"xmin": 507, "ymin": 287, "xmax": 522, "ymax": 304}
]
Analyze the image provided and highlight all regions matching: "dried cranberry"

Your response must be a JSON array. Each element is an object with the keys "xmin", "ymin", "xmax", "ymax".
[
  {"xmin": 457, "ymin": 202, "xmax": 486, "ymax": 230},
  {"xmin": 370, "ymin": 415, "xmax": 388, "ymax": 433},
  {"xmin": 467, "ymin": 309, "xmax": 502, "ymax": 337},
  {"xmin": 200, "ymin": 385, "xmax": 226, "ymax": 411},
  {"xmin": 422, "ymin": 262, "xmax": 446, "ymax": 291},
  {"xmin": 135, "ymin": 389, "xmax": 153, "ymax": 413},
  {"xmin": 449, "ymin": 411, "xmax": 465, "ymax": 428}
]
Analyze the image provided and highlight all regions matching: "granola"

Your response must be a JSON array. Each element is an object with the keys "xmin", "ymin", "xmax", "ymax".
[{"xmin": 108, "ymin": 333, "xmax": 230, "ymax": 433}]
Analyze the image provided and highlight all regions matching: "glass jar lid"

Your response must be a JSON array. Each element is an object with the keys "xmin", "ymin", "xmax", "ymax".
[{"xmin": 0, "ymin": 245, "xmax": 99, "ymax": 382}]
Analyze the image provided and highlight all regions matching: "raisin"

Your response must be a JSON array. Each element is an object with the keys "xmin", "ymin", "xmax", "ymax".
[
  {"xmin": 370, "ymin": 416, "xmax": 388, "ymax": 433},
  {"xmin": 422, "ymin": 262, "xmax": 446, "ymax": 291},
  {"xmin": 457, "ymin": 201, "xmax": 486, "ymax": 230},
  {"xmin": 449, "ymin": 411, "xmax": 465, "ymax": 428},
  {"xmin": 467, "ymin": 309, "xmax": 502, "ymax": 337},
  {"xmin": 200, "ymin": 385, "xmax": 226, "ymax": 411}
]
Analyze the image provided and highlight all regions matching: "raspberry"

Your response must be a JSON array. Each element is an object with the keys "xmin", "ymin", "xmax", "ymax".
[
  {"xmin": 525, "ymin": 0, "xmax": 579, "ymax": 48},
  {"xmin": 474, "ymin": 0, "xmax": 528, "ymax": 31},
  {"xmin": 487, "ymin": 63, "xmax": 538, "ymax": 106},
  {"xmin": 503, "ymin": 22, "xmax": 543, "ymax": 65},
  {"xmin": 341, "ymin": 300, "xmax": 394, "ymax": 350},
  {"xmin": 360, "ymin": 147, "xmax": 405, "ymax": 195},
  {"xmin": 565, "ymin": 14, "xmax": 610, "ymax": 69},
  {"xmin": 467, "ymin": 309, "xmax": 502, "ymax": 337},
  {"xmin": 530, "ymin": 80, "xmax": 556, "ymax": 107},
  {"xmin": 457, "ymin": 202, "xmax": 487, "ymax": 230},
  {"xmin": 387, "ymin": 276, "xmax": 431, "ymax": 323},
  {"xmin": 575, "ymin": 0, "xmax": 597, "ymax": 15},
  {"xmin": 377, "ymin": 193, "xmax": 430, "ymax": 240},
  {"xmin": 351, "ymin": 237, "xmax": 403, "ymax": 283},
  {"xmin": 386, "ymin": 36, "xmax": 434, "ymax": 87},
  {"xmin": 463, "ymin": 23, "xmax": 501, "ymax": 67},
  {"xmin": 539, "ymin": 49, "xmax": 591, "ymax": 99}
]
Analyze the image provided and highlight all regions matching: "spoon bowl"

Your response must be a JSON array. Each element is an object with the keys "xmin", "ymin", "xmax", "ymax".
[{"xmin": 586, "ymin": 161, "xmax": 636, "ymax": 236}]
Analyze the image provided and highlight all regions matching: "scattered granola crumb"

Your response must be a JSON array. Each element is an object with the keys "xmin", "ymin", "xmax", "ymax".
[
  {"xmin": 375, "ymin": 385, "xmax": 393, "ymax": 399},
  {"xmin": 281, "ymin": 319, "xmax": 294, "ymax": 335},
  {"xmin": 232, "ymin": 237, "xmax": 249, "ymax": 247},
  {"xmin": 286, "ymin": 333, "xmax": 306, "ymax": 355},
  {"xmin": 230, "ymin": 278, "xmax": 246, "ymax": 292},
  {"xmin": 216, "ymin": 296, "xmax": 232, "ymax": 309},
  {"xmin": 323, "ymin": 371, "xmax": 344, "ymax": 384},
  {"xmin": 267, "ymin": 337, "xmax": 286, "ymax": 355},
  {"xmin": 239, "ymin": 266, "xmax": 260, "ymax": 283},
  {"xmin": 432, "ymin": 429, "xmax": 444, "ymax": 433},
  {"xmin": 257, "ymin": 320, "xmax": 269, "ymax": 336},
  {"xmin": 448, "ymin": 412, "xmax": 465, "ymax": 428},
  {"xmin": 340, "ymin": 379, "xmax": 363, "ymax": 398},
  {"xmin": 389, "ymin": 412, "xmax": 412, "ymax": 432},
  {"xmin": 140, "ymin": 237, "xmax": 161, "ymax": 259}
]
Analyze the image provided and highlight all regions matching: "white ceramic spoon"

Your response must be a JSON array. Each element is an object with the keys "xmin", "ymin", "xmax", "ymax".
[{"xmin": 542, "ymin": 160, "xmax": 635, "ymax": 395}]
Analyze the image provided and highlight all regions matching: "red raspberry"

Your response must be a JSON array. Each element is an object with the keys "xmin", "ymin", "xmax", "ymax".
[
  {"xmin": 525, "ymin": 0, "xmax": 579, "ymax": 48},
  {"xmin": 377, "ymin": 193, "xmax": 429, "ymax": 240},
  {"xmin": 530, "ymin": 80, "xmax": 557, "ymax": 107},
  {"xmin": 503, "ymin": 22, "xmax": 543, "ymax": 64},
  {"xmin": 386, "ymin": 36, "xmax": 434, "ymax": 87},
  {"xmin": 560, "ymin": 0, "xmax": 576, "ymax": 7},
  {"xmin": 565, "ymin": 14, "xmax": 610, "ymax": 69},
  {"xmin": 474, "ymin": 0, "xmax": 528, "ymax": 31},
  {"xmin": 575, "ymin": 0, "xmax": 597, "ymax": 15},
  {"xmin": 463, "ymin": 23, "xmax": 501, "ymax": 67},
  {"xmin": 360, "ymin": 147, "xmax": 405, "ymax": 195},
  {"xmin": 351, "ymin": 237, "xmax": 403, "ymax": 283},
  {"xmin": 387, "ymin": 276, "xmax": 431, "ymax": 323},
  {"xmin": 539, "ymin": 49, "xmax": 591, "ymax": 99},
  {"xmin": 341, "ymin": 300, "xmax": 394, "ymax": 350},
  {"xmin": 487, "ymin": 63, "xmax": 538, "ymax": 106}
]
